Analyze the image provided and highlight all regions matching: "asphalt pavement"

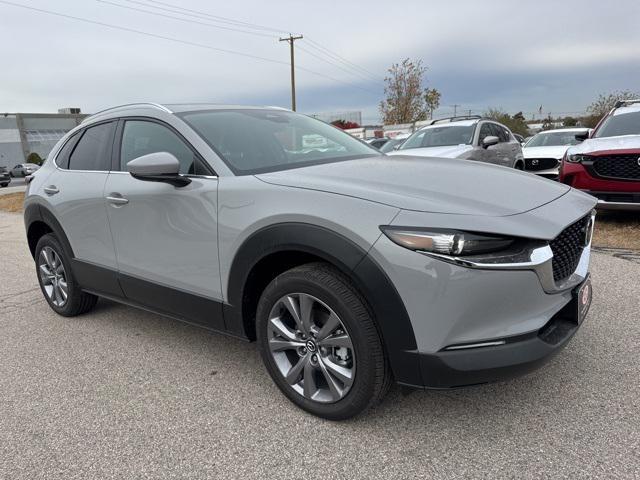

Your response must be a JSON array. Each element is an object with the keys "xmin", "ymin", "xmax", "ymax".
[{"xmin": 0, "ymin": 211, "xmax": 638, "ymax": 479}]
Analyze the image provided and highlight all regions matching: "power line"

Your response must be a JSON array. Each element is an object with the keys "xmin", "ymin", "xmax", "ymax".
[
  {"xmin": 127, "ymin": 0, "xmax": 289, "ymax": 34},
  {"xmin": 0, "ymin": 0, "xmax": 380, "ymax": 97},
  {"xmin": 94, "ymin": 0, "xmax": 277, "ymax": 38},
  {"xmin": 95, "ymin": 0, "xmax": 381, "ymax": 89},
  {"xmin": 304, "ymin": 38, "xmax": 382, "ymax": 82},
  {"xmin": 124, "ymin": 0, "xmax": 381, "ymax": 83},
  {"xmin": 296, "ymin": 45, "xmax": 381, "ymax": 86}
]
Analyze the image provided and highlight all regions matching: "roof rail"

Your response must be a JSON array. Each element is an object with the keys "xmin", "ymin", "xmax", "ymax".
[
  {"xmin": 83, "ymin": 103, "xmax": 172, "ymax": 122},
  {"xmin": 614, "ymin": 99, "xmax": 640, "ymax": 108},
  {"xmin": 430, "ymin": 115, "xmax": 483, "ymax": 125}
]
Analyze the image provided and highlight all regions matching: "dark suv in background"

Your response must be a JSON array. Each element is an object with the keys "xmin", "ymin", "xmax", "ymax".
[{"xmin": 0, "ymin": 166, "xmax": 10, "ymax": 187}]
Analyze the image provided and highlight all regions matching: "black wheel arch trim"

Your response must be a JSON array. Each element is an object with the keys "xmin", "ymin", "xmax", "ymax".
[
  {"xmin": 24, "ymin": 203, "xmax": 74, "ymax": 260},
  {"xmin": 225, "ymin": 222, "xmax": 423, "ymax": 386}
]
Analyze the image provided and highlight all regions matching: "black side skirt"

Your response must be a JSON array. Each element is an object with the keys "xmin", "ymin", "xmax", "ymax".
[{"xmin": 71, "ymin": 259, "xmax": 229, "ymax": 336}]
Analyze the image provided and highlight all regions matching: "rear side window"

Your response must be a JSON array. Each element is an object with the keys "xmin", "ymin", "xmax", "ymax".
[
  {"xmin": 120, "ymin": 120, "xmax": 210, "ymax": 175},
  {"xmin": 55, "ymin": 132, "xmax": 80, "ymax": 169},
  {"xmin": 68, "ymin": 122, "xmax": 116, "ymax": 171}
]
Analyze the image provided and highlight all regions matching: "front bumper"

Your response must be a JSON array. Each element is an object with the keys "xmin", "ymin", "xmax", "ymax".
[
  {"xmin": 418, "ymin": 296, "xmax": 583, "ymax": 388},
  {"xmin": 368, "ymin": 194, "xmax": 596, "ymax": 389}
]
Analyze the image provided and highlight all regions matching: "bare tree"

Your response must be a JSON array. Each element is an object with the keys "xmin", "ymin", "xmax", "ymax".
[
  {"xmin": 379, "ymin": 59, "xmax": 439, "ymax": 124},
  {"xmin": 584, "ymin": 90, "xmax": 639, "ymax": 127}
]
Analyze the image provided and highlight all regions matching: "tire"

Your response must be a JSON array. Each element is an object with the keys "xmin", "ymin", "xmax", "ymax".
[
  {"xmin": 515, "ymin": 161, "xmax": 524, "ymax": 170},
  {"xmin": 34, "ymin": 233, "xmax": 98, "ymax": 316},
  {"xmin": 1, "ymin": 183, "xmax": 8, "ymax": 188},
  {"xmin": 256, "ymin": 262, "xmax": 391, "ymax": 420}
]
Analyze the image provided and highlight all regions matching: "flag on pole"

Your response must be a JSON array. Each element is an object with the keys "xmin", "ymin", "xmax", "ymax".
[{"xmin": 538, "ymin": 105, "xmax": 543, "ymax": 115}]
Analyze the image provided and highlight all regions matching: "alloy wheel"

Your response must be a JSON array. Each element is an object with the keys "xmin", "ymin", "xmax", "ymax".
[
  {"xmin": 267, "ymin": 293, "xmax": 355, "ymax": 403},
  {"xmin": 38, "ymin": 246, "xmax": 68, "ymax": 307}
]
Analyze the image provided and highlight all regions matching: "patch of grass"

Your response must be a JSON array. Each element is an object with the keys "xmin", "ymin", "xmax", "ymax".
[
  {"xmin": 593, "ymin": 212, "xmax": 640, "ymax": 251},
  {"xmin": 0, "ymin": 192, "xmax": 25, "ymax": 213}
]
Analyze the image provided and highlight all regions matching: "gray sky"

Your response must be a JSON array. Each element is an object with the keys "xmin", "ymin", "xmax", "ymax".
[{"xmin": 1, "ymin": 0, "xmax": 638, "ymax": 123}]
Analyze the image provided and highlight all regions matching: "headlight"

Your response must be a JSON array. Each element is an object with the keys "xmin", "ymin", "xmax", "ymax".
[
  {"xmin": 380, "ymin": 227, "xmax": 515, "ymax": 256},
  {"xmin": 566, "ymin": 154, "xmax": 588, "ymax": 163}
]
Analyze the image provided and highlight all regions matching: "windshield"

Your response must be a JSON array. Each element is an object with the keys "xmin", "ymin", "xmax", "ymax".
[
  {"xmin": 399, "ymin": 125, "xmax": 474, "ymax": 150},
  {"xmin": 525, "ymin": 131, "xmax": 584, "ymax": 147},
  {"xmin": 594, "ymin": 110, "xmax": 640, "ymax": 138},
  {"xmin": 179, "ymin": 109, "xmax": 378, "ymax": 174},
  {"xmin": 380, "ymin": 138, "xmax": 406, "ymax": 153}
]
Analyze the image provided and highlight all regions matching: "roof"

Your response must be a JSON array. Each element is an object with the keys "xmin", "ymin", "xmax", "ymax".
[
  {"xmin": 419, "ymin": 119, "xmax": 478, "ymax": 130},
  {"xmin": 535, "ymin": 127, "xmax": 589, "ymax": 134},
  {"xmin": 83, "ymin": 102, "xmax": 289, "ymax": 123},
  {"xmin": 613, "ymin": 104, "xmax": 640, "ymax": 116}
]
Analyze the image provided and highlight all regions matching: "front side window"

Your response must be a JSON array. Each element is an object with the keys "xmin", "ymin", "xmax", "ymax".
[
  {"xmin": 594, "ymin": 110, "xmax": 640, "ymax": 138},
  {"xmin": 180, "ymin": 109, "xmax": 378, "ymax": 175},
  {"xmin": 120, "ymin": 120, "xmax": 209, "ymax": 175},
  {"xmin": 400, "ymin": 125, "xmax": 474, "ymax": 150},
  {"xmin": 478, "ymin": 123, "xmax": 493, "ymax": 144},
  {"xmin": 68, "ymin": 122, "xmax": 115, "ymax": 171}
]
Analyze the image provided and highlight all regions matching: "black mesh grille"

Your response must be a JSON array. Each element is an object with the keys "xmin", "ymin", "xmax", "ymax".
[
  {"xmin": 592, "ymin": 155, "xmax": 640, "ymax": 180},
  {"xmin": 549, "ymin": 215, "xmax": 591, "ymax": 282},
  {"xmin": 524, "ymin": 158, "xmax": 559, "ymax": 171}
]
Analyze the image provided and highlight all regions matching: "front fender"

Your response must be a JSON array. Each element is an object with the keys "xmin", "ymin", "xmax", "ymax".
[{"xmin": 225, "ymin": 222, "xmax": 423, "ymax": 387}]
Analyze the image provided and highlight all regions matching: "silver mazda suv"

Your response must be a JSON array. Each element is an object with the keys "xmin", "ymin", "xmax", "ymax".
[{"xmin": 24, "ymin": 103, "xmax": 596, "ymax": 419}]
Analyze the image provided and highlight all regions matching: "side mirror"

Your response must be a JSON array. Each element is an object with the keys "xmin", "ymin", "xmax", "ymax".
[
  {"xmin": 574, "ymin": 131, "xmax": 590, "ymax": 142},
  {"xmin": 127, "ymin": 152, "xmax": 191, "ymax": 187},
  {"xmin": 482, "ymin": 136, "xmax": 499, "ymax": 148}
]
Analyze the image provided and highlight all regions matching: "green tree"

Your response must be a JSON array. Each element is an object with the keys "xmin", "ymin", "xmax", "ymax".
[
  {"xmin": 424, "ymin": 87, "xmax": 441, "ymax": 120},
  {"xmin": 483, "ymin": 108, "xmax": 529, "ymax": 137},
  {"xmin": 379, "ymin": 58, "xmax": 439, "ymax": 124},
  {"xmin": 563, "ymin": 116, "xmax": 578, "ymax": 127},
  {"xmin": 26, "ymin": 152, "xmax": 43, "ymax": 165},
  {"xmin": 584, "ymin": 90, "xmax": 639, "ymax": 127}
]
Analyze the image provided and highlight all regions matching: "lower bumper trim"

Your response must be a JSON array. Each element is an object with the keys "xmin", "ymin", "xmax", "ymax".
[{"xmin": 413, "ymin": 297, "xmax": 584, "ymax": 389}]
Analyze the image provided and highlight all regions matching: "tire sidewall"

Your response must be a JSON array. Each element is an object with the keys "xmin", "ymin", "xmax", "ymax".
[
  {"xmin": 256, "ymin": 267, "xmax": 379, "ymax": 420},
  {"xmin": 35, "ymin": 234, "xmax": 81, "ymax": 316}
]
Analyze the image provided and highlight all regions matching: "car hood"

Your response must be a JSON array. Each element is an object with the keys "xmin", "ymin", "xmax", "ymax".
[
  {"xmin": 256, "ymin": 155, "xmax": 570, "ymax": 217},
  {"xmin": 386, "ymin": 144, "xmax": 472, "ymax": 158},
  {"xmin": 567, "ymin": 135, "xmax": 640, "ymax": 155},
  {"xmin": 523, "ymin": 145, "xmax": 570, "ymax": 159}
]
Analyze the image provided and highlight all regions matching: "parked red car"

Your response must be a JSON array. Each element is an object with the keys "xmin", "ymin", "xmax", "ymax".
[{"xmin": 560, "ymin": 99, "xmax": 640, "ymax": 210}]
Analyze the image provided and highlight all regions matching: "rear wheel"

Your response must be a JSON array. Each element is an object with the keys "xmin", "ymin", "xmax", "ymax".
[
  {"xmin": 256, "ymin": 262, "xmax": 391, "ymax": 420},
  {"xmin": 35, "ymin": 234, "xmax": 97, "ymax": 316}
]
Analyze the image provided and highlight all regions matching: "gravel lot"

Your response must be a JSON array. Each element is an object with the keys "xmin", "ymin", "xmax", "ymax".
[{"xmin": 1, "ymin": 211, "xmax": 638, "ymax": 479}]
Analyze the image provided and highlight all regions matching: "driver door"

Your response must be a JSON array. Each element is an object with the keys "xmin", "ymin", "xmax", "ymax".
[{"xmin": 104, "ymin": 118, "xmax": 224, "ymax": 330}]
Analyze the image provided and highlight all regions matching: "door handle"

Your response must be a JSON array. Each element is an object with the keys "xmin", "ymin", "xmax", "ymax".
[
  {"xmin": 43, "ymin": 185, "xmax": 59, "ymax": 195},
  {"xmin": 106, "ymin": 193, "xmax": 129, "ymax": 205}
]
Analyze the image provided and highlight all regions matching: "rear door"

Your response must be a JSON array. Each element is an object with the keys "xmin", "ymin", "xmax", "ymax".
[
  {"xmin": 44, "ymin": 121, "xmax": 119, "ymax": 273},
  {"xmin": 103, "ymin": 118, "xmax": 224, "ymax": 330}
]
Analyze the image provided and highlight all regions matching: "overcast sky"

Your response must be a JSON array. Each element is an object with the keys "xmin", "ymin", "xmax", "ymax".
[{"xmin": 1, "ymin": 0, "xmax": 639, "ymax": 123}]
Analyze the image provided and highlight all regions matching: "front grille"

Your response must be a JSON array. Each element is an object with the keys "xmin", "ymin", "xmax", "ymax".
[
  {"xmin": 591, "ymin": 155, "xmax": 640, "ymax": 180},
  {"xmin": 525, "ymin": 157, "xmax": 558, "ymax": 171},
  {"xmin": 549, "ymin": 215, "xmax": 591, "ymax": 282}
]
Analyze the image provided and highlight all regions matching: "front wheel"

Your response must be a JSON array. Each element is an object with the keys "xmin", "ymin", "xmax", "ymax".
[{"xmin": 256, "ymin": 262, "xmax": 391, "ymax": 420}]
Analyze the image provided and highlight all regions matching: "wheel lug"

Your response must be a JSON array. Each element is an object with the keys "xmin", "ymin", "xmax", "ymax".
[{"xmin": 311, "ymin": 354, "xmax": 318, "ymax": 363}]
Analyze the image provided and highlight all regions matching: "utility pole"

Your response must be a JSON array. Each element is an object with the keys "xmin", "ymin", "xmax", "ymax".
[
  {"xmin": 451, "ymin": 104, "xmax": 460, "ymax": 116},
  {"xmin": 279, "ymin": 33, "xmax": 303, "ymax": 111}
]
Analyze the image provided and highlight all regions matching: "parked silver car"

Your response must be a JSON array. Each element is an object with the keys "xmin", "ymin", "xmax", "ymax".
[
  {"xmin": 10, "ymin": 163, "xmax": 40, "ymax": 177},
  {"xmin": 387, "ymin": 116, "xmax": 525, "ymax": 169},
  {"xmin": 24, "ymin": 103, "xmax": 596, "ymax": 419}
]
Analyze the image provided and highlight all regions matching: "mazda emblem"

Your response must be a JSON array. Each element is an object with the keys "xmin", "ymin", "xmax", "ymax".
[{"xmin": 637, "ymin": 157, "xmax": 640, "ymax": 166}]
